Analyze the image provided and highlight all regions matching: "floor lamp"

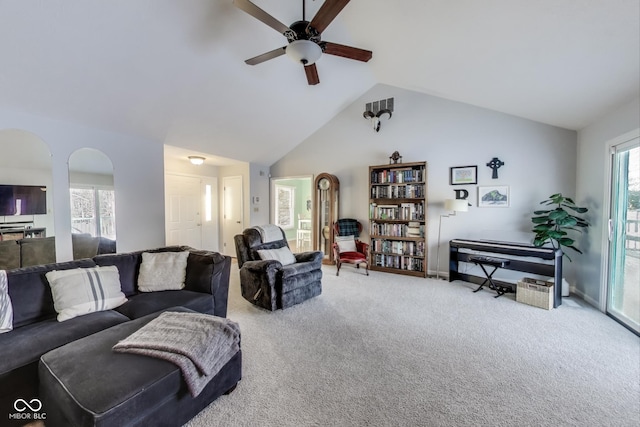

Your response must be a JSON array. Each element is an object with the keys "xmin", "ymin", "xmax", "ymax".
[{"xmin": 436, "ymin": 199, "xmax": 469, "ymax": 279}]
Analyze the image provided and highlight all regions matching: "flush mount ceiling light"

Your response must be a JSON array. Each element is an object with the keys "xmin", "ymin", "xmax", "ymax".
[
  {"xmin": 188, "ymin": 156, "xmax": 205, "ymax": 165},
  {"xmin": 286, "ymin": 40, "xmax": 322, "ymax": 65}
]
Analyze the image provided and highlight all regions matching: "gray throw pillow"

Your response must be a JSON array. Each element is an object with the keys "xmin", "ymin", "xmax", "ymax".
[{"xmin": 138, "ymin": 251, "xmax": 189, "ymax": 292}]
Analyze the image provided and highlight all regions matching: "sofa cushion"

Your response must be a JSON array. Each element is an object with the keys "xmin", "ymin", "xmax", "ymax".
[
  {"xmin": 183, "ymin": 251, "xmax": 216, "ymax": 294},
  {"xmin": 0, "ymin": 309, "xmax": 129, "ymax": 377},
  {"xmin": 138, "ymin": 251, "xmax": 189, "ymax": 292},
  {"xmin": 183, "ymin": 250, "xmax": 232, "ymax": 318},
  {"xmin": 20, "ymin": 236, "xmax": 56, "ymax": 267},
  {"xmin": 38, "ymin": 307, "xmax": 242, "ymax": 427},
  {"xmin": 93, "ymin": 247, "xmax": 185, "ymax": 297},
  {"xmin": 46, "ymin": 266, "xmax": 128, "ymax": 321},
  {"xmin": 71, "ymin": 233, "xmax": 100, "ymax": 260},
  {"xmin": 0, "ymin": 240, "xmax": 20, "ymax": 270},
  {"xmin": 93, "ymin": 252, "xmax": 140, "ymax": 296},
  {"xmin": 7, "ymin": 259, "xmax": 97, "ymax": 328},
  {"xmin": 114, "ymin": 291, "xmax": 214, "ymax": 319}
]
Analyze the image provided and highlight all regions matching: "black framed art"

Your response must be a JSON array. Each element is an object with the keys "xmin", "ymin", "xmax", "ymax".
[{"xmin": 449, "ymin": 165, "xmax": 477, "ymax": 185}]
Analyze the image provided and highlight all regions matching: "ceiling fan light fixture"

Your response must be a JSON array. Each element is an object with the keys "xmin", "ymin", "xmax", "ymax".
[{"xmin": 286, "ymin": 40, "xmax": 322, "ymax": 65}]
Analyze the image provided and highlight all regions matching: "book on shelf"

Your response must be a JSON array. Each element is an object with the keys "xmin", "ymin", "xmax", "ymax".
[{"xmin": 369, "ymin": 161, "xmax": 428, "ymax": 277}]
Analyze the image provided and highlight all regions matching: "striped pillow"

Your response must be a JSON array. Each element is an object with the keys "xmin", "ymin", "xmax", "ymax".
[{"xmin": 46, "ymin": 266, "xmax": 127, "ymax": 322}]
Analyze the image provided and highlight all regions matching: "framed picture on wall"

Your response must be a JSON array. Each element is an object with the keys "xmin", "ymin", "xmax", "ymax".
[
  {"xmin": 478, "ymin": 185, "xmax": 509, "ymax": 207},
  {"xmin": 450, "ymin": 165, "xmax": 477, "ymax": 185}
]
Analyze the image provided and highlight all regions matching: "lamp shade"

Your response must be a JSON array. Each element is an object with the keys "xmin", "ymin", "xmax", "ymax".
[
  {"xmin": 286, "ymin": 40, "xmax": 322, "ymax": 65},
  {"xmin": 444, "ymin": 199, "xmax": 468, "ymax": 212}
]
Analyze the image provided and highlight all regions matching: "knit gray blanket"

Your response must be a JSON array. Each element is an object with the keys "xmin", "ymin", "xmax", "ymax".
[{"xmin": 113, "ymin": 311, "xmax": 240, "ymax": 397}]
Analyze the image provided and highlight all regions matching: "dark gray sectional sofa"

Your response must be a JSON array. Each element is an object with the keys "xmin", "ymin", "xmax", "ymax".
[{"xmin": 0, "ymin": 245, "xmax": 240, "ymax": 426}]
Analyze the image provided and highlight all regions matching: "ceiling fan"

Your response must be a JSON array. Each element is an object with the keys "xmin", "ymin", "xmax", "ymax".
[{"xmin": 233, "ymin": 0, "xmax": 372, "ymax": 85}]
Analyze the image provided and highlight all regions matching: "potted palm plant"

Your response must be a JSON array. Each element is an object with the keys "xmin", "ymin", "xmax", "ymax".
[{"xmin": 531, "ymin": 193, "xmax": 589, "ymax": 296}]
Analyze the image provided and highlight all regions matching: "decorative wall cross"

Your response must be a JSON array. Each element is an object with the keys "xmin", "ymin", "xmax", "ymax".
[{"xmin": 486, "ymin": 157, "xmax": 504, "ymax": 179}]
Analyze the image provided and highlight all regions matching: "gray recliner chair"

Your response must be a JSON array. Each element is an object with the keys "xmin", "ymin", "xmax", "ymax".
[{"xmin": 234, "ymin": 225, "xmax": 323, "ymax": 311}]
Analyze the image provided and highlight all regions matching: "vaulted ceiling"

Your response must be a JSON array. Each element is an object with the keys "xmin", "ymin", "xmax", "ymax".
[{"xmin": 1, "ymin": 0, "xmax": 638, "ymax": 166}]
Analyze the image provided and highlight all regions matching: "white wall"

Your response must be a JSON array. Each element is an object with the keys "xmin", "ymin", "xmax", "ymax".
[
  {"xmin": 0, "ymin": 130, "xmax": 55, "ymax": 233},
  {"xmin": 271, "ymin": 84, "xmax": 577, "ymax": 279},
  {"xmin": 575, "ymin": 96, "xmax": 640, "ymax": 307},
  {"xmin": 0, "ymin": 108, "xmax": 166, "ymax": 260},
  {"xmin": 249, "ymin": 163, "xmax": 270, "ymax": 226}
]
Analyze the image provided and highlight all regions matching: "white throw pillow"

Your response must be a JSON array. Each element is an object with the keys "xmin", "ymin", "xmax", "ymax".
[
  {"xmin": 257, "ymin": 246, "xmax": 296, "ymax": 266},
  {"xmin": 335, "ymin": 235, "xmax": 357, "ymax": 253},
  {"xmin": 138, "ymin": 251, "xmax": 189, "ymax": 292},
  {"xmin": 46, "ymin": 266, "xmax": 127, "ymax": 322},
  {"xmin": 0, "ymin": 270, "xmax": 13, "ymax": 333}
]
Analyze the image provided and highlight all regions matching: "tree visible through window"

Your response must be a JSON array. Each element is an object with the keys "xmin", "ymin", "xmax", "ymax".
[
  {"xmin": 70, "ymin": 187, "xmax": 116, "ymax": 239},
  {"xmin": 275, "ymin": 185, "xmax": 294, "ymax": 229}
]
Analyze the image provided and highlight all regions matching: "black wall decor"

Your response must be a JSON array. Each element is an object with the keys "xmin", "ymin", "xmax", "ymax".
[
  {"xmin": 454, "ymin": 189, "xmax": 469, "ymax": 200},
  {"xmin": 486, "ymin": 157, "xmax": 504, "ymax": 179}
]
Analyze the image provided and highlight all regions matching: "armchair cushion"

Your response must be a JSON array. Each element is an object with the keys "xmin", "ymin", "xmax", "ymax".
[
  {"xmin": 257, "ymin": 246, "xmax": 296, "ymax": 266},
  {"xmin": 294, "ymin": 251, "xmax": 324, "ymax": 264},
  {"xmin": 337, "ymin": 251, "xmax": 367, "ymax": 261},
  {"xmin": 335, "ymin": 235, "xmax": 357, "ymax": 253},
  {"xmin": 280, "ymin": 259, "xmax": 322, "ymax": 279}
]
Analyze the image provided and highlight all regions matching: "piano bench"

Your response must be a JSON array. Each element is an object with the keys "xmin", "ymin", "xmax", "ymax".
[{"xmin": 468, "ymin": 256, "xmax": 512, "ymax": 298}]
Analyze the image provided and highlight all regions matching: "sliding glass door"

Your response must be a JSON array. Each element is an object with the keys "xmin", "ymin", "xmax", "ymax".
[{"xmin": 607, "ymin": 138, "xmax": 639, "ymax": 334}]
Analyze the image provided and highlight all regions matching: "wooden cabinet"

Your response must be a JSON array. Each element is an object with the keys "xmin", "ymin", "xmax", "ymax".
[{"xmin": 369, "ymin": 161, "xmax": 427, "ymax": 277}]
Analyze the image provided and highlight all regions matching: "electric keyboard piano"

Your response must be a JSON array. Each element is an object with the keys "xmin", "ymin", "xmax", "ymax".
[{"xmin": 449, "ymin": 239, "xmax": 563, "ymax": 307}]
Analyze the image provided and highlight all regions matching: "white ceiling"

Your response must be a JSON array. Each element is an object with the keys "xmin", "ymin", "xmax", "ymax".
[{"xmin": 1, "ymin": 0, "xmax": 638, "ymax": 166}]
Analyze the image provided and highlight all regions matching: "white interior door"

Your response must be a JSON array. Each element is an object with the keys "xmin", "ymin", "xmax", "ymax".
[
  {"xmin": 222, "ymin": 175, "xmax": 243, "ymax": 257},
  {"xmin": 165, "ymin": 174, "xmax": 202, "ymax": 248}
]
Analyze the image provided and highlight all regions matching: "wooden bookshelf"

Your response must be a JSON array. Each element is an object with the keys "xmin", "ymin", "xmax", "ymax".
[{"xmin": 369, "ymin": 161, "xmax": 427, "ymax": 278}]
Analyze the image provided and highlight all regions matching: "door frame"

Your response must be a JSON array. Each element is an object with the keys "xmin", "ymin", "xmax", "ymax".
[
  {"xmin": 269, "ymin": 175, "xmax": 313, "ymax": 251},
  {"xmin": 222, "ymin": 175, "xmax": 244, "ymax": 257},
  {"xmin": 600, "ymin": 128, "xmax": 640, "ymax": 312}
]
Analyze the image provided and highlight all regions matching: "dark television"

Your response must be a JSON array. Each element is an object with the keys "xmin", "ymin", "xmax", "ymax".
[{"xmin": 0, "ymin": 185, "xmax": 47, "ymax": 216}]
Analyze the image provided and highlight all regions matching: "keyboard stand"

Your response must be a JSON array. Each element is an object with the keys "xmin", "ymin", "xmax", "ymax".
[{"xmin": 469, "ymin": 255, "xmax": 512, "ymax": 298}]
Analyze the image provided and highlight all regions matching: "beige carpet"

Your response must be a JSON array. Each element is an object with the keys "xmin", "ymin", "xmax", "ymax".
[{"xmin": 186, "ymin": 263, "xmax": 640, "ymax": 427}]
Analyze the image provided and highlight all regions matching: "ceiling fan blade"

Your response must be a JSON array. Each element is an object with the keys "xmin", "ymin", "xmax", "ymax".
[
  {"xmin": 245, "ymin": 47, "xmax": 287, "ymax": 65},
  {"xmin": 309, "ymin": 0, "xmax": 350, "ymax": 34},
  {"xmin": 233, "ymin": 0, "xmax": 290, "ymax": 35},
  {"xmin": 323, "ymin": 42, "xmax": 372, "ymax": 62},
  {"xmin": 304, "ymin": 63, "xmax": 320, "ymax": 85}
]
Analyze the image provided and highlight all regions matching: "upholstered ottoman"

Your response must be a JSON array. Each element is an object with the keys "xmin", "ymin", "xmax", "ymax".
[{"xmin": 39, "ymin": 307, "xmax": 242, "ymax": 427}]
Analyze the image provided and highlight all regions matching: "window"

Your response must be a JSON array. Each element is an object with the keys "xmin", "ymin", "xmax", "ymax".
[
  {"xmin": 70, "ymin": 186, "xmax": 116, "ymax": 240},
  {"xmin": 275, "ymin": 185, "xmax": 294, "ymax": 229}
]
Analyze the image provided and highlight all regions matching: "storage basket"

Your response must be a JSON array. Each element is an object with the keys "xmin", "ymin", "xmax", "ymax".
[{"xmin": 516, "ymin": 277, "xmax": 553, "ymax": 310}]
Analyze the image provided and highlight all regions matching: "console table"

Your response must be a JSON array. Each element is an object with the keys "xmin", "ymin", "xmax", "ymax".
[
  {"xmin": 449, "ymin": 239, "xmax": 563, "ymax": 307},
  {"xmin": 0, "ymin": 226, "xmax": 46, "ymax": 241}
]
